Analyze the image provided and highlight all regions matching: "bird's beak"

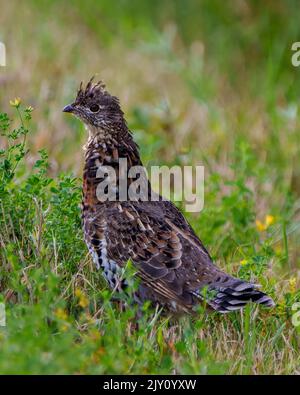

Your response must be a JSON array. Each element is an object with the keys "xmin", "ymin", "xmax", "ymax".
[{"xmin": 62, "ymin": 104, "xmax": 74, "ymax": 113}]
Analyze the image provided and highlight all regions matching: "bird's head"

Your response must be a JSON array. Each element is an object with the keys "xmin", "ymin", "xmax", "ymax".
[{"xmin": 63, "ymin": 78, "xmax": 125, "ymax": 137}]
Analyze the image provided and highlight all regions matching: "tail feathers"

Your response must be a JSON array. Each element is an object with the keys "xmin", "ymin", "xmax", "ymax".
[{"xmin": 193, "ymin": 280, "xmax": 275, "ymax": 314}]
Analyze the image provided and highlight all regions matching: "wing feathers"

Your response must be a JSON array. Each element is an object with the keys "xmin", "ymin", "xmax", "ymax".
[{"xmin": 104, "ymin": 203, "xmax": 274, "ymax": 313}]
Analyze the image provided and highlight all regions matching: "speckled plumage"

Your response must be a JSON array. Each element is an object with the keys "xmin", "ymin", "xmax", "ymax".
[{"xmin": 63, "ymin": 78, "xmax": 275, "ymax": 314}]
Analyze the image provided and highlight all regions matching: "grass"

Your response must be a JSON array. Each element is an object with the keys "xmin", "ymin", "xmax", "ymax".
[{"xmin": 0, "ymin": 0, "xmax": 300, "ymax": 374}]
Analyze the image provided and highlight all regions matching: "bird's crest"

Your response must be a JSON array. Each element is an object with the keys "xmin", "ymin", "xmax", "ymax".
[
  {"xmin": 75, "ymin": 77, "xmax": 121, "ymax": 110},
  {"xmin": 75, "ymin": 77, "xmax": 107, "ymax": 103}
]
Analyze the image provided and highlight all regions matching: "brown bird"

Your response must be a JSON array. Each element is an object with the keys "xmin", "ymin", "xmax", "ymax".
[{"xmin": 63, "ymin": 78, "xmax": 275, "ymax": 314}]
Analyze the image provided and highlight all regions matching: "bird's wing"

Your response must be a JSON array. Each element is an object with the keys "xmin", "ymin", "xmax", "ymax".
[
  {"xmin": 104, "ymin": 200, "xmax": 275, "ymax": 312},
  {"xmin": 104, "ymin": 200, "xmax": 222, "ymax": 307}
]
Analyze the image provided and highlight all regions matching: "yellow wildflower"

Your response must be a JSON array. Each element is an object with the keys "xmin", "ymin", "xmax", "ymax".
[
  {"xmin": 61, "ymin": 324, "xmax": 69, "ymax": 332},
  {"xmin": 256, "ymin": 214, "xmax": 275, "ymax": 232},
  {"xmin": 9, "ymin": 97, "xmax": 21, "ymax": 107},
  {"xmin": 265, "ymin": 215, "xmax": 275, "ymax": 227},
  {"xmin": 75, "ymin": 288, "xmax": 89, "ymax": 308},
  {"xmin": 240, "ymin": 259, "xmax": 248, "ymax": 266},
  {"xmin": 256, "ymin": 219, "xmax": 266, "ymax": 232},
  {"xmin": 289, "ymin": 277, "xmax": 297, "ymax": 294},
  {"xmin": 55, "ymin": 308, "xmax": 68, "ymax": 320}
]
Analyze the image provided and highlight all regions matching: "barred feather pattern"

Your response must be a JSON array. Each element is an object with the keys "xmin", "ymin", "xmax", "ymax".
[{"xmin": 192, "ymin": 280, "xmax": 274, "ymax": 313}]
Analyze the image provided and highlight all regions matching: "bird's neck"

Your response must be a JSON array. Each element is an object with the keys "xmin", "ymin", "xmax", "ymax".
[
  {"xmin": 83, "ymin": 124, "xmax": 142, "ymax": 167},
  {"xmin": 82, "ymin": 125, "xmax": 149, "ymax": 205}
]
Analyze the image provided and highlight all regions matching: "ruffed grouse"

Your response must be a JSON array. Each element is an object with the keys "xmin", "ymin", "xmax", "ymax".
[{"xmin": 63, "ymin": 79, "xmax": 275, "ymax": 314}]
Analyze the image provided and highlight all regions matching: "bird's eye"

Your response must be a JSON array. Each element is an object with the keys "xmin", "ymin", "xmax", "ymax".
[{"xmin": 90, "ymin": 104, "xmax": 100, "ymax": 113}]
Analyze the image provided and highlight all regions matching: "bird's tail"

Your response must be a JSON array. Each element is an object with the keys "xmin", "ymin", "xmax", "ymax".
[{"xmin": 193, "ymin": 278, "xmax": 275, "ymax": 314}]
